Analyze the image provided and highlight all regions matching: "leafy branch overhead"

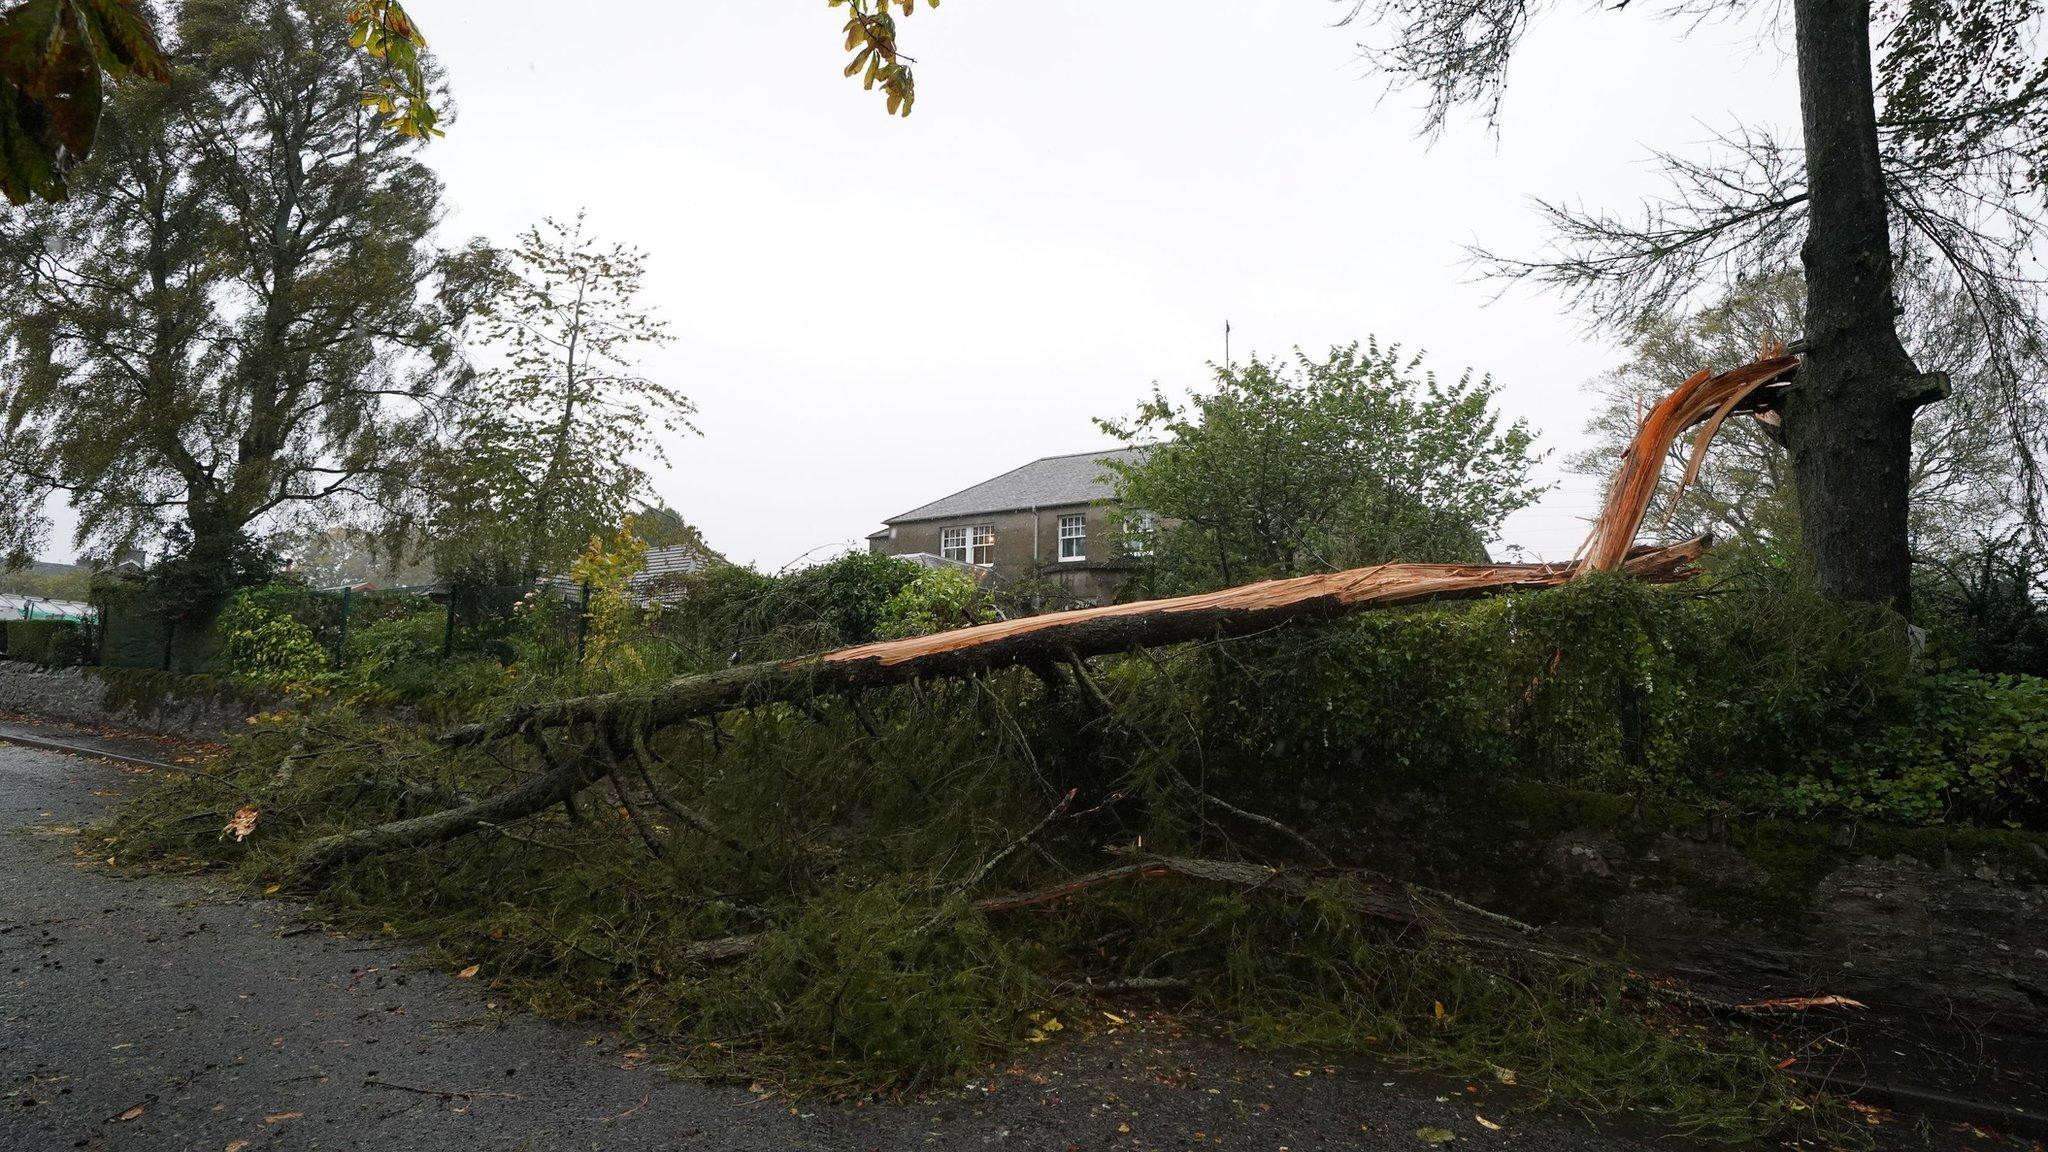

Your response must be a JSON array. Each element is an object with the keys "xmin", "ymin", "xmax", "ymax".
[
  {"xmin": 0, "ymin": 0, "xmax": 169, "ymax": 204},
  {"xmin": 831, "ymin": 0, "xmax": 935, "ymax": 117},
  {"xmin": 0, "ymin": 0, "xmax": 435, "ymax": 206},
  {"xmin": 2, "ymin": 0, "xmax": 939, "ymax": 208},
  {"xmin": 346, "ymin": 0, "xmax": 438, "ymax": 140}
]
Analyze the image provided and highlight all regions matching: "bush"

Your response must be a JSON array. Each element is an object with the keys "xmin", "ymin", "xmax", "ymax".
[
  {"xmin": 876, "ymin": 567, "xmax": 993, "ymax": 638},
  {"xmin": 1779, "ymin": 670, "xmax": 2048, "ymax": 826},
  {"xmin": 341, "ymin": 610, "xmax": 448, "ymax": 695},
  {"xmin": 646, "ymin": 555, "xmax": 925, "ymax": 672},
  {"xmin": 778, "ymin": 552, "xmax": 924, "ymax": 645},
  {"xmin": 45, "ymin": 622, "xmax": 95, "ymax": 667},
  {"xmin": 1917, "ymin": 536, "xmax": 2048, "ymax": 677},
  {"xmin": 1142, "ymin": 569, "xmax": 2036, "ymax": 827},
  {"xmin": 2, "ymin": 619, "xmax": 84, "ymax": 666},
  {"xmin": 215, "ymin": 591, "xmax": 331, "ymax": 690}
]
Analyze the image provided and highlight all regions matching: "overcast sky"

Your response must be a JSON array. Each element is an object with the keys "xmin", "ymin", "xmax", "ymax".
[{"xmin": 51, "ymin": 0, "xmax": 1806, "ymax": 570}]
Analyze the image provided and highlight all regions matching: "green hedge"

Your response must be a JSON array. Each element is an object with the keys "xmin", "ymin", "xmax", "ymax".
[
  {"xmin": 1148, "ymin": 570, "xmax": 2047, "ymax": 828},
  {"xmin": 1, "ymin": 619, "xmax": 85, "ymax": 666}
]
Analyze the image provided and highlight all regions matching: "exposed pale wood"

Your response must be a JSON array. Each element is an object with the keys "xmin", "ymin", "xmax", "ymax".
[{"xmin": 1577, "ymin": 354, "xmax": 1799, "ymax": 572}]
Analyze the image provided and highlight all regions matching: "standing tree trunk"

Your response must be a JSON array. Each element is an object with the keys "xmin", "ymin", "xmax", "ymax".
[{"xmin": 1786, "ymin": 0, "xmax": 1946, "ymax": 610}]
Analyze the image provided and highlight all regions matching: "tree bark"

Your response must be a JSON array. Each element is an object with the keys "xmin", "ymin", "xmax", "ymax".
[
  {"xmin": 1787, "ymin": 0, "xmax": 1945, "ymax": 610},
  {"xmin": 287, "ymin": 725, "xmax": 616, "ymax": 889}
]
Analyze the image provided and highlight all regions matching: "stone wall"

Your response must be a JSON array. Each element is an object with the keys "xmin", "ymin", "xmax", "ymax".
[
  {"xmin": 1274, "ymin": 771, "xmax": 2048, "ymax": 1034},
  {"xmin": 0, "ymin": 661, "xmax": 271, "ymax": 740}
]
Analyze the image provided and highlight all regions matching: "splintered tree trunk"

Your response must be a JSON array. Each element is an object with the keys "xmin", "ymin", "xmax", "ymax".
[{"xmin": 1787, "ymin": 0, "xmax": 1944, "ymax": 611}]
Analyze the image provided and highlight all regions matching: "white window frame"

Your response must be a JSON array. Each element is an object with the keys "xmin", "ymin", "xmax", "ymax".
[
  {"xmin": 1058, "ymin": 514, "xmax": 1087, "ymax": 562},
  {"xmin": 940, "ymin": 526, "xmax": 970, "ymax": 563},
  {"xmin": 943, "ymin": 524, "xmax": 996, "ymax": 566}
]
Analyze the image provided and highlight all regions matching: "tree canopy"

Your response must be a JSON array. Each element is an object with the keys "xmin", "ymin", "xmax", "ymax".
[
  {"xmin": 425, "ymin": 214, "xmax": 689, "ymax": 586},
  {"xmin": 1336, "ymin": 0, "xmax": 2047, "ymax": 607},
  {"xmin": 0, "ymin": 0, "xmax": 486, "ymax": 584},
  {"xmin": 1098, "ymin": 342, "xmax": 1545, "ymax": 593},
  {"xmin": 0, "ymin": 0, "xmax": 435, "ymax": 205}
]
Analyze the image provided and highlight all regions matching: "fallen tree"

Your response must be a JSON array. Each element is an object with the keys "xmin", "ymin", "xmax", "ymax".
[
  {"xmin": 291, "ymin": 353, "xmax": 1804, "ymax": 889},
  {"xmin": 439, "ymin": 540, "xmax": 1709, "ymax": 751},
  {"xmin": 288, "ymin": 540, "xmax": 1706, "ymax": 887}
]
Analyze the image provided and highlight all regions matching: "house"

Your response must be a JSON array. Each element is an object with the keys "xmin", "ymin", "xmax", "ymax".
[{"xmin": 868, "ymin": 447, "xmax": 1155, "ymax": 603}]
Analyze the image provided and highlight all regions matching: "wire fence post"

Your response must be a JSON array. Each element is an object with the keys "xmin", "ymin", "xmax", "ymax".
[
  {"xmin": 333, "ymin": 585, "xmax": 353, "ymax": 669},
  {"xmin": 575, "ymin": 580, "xmax": 592, "ymax": 661}
]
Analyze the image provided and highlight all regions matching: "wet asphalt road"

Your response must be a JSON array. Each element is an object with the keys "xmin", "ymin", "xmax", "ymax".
[{"xmin": 0, "ymin": 735, "xmax": 1990, "ymax": 1152}]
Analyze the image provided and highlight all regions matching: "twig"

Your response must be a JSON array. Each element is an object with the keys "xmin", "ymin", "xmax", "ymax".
[
  {"xmin": 1191, "ymin": 789, "xmax": 1335, "ymax": 866},
  {"xmin": 608, "ymin": 764, "xmax": 668, "ymax": 859},
  {"xmin": 956, "ymin": 788, "xmax": 1078, "ymax": 893},
  {"xmin": 1055, "ymin": 975, "xmax": 1191, "ymax": 996},
  {"xmin": 627, "ymin": 730, "xmax": 745, "ymax": 852},
  {"xmin": 363, "ymin": 1078, "xmax": 521, "ymax": 1101}
]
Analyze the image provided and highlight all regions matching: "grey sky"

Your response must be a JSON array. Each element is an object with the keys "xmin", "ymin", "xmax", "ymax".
[{"xmin": 50, "ymin": 0, "xmax": 1805, "ymax": 570}]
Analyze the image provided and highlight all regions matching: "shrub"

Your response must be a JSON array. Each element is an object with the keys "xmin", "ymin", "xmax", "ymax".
[
  {"xmin": 1917, "ymin": 535, "xmax": 2048, "ymax": 677},
  {"xmin": 1780, "ymin": 670, "xmax": 2048, "ymax": 826},
  {"xmin": 876, "ymin": 567, "xmax": 993, "ymax": 638},
  {"xmin": 779, "ymin": 552, "xmax": 924, "ymax": 645},
  {"xmin": 215, "ymin": 591, "xmax": 331, "ymax": 690},
  {"xmin": 2, "ymin": 619, "xmax": 85, "ymax": 666},
  {"xmin": 341, "ymin": 611, "xmax": 448, "ymax": 695},
  {"xmin": 45, "ymin": 622, "xmax": 95, "ymax": 667}
]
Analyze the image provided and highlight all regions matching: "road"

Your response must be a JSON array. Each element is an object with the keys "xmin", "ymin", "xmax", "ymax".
[{"xmin": 0, "ymin": 733, "xmax": 1981, "ymax": 1151}]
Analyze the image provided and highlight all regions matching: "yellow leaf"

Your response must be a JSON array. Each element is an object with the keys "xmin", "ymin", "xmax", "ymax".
[
  {"xmin": 1432, "ymin": 1000, "xmax": 1447, "ymax": 1024},
  {"xmin": 262, "ymin": 1111, "xmax": 303, "ymax": 1124},
  {"xmin": 263, "ymin": 884, "xmax": 280, "ymax": 895},
  {"xmin": 1475, "ymin": 1115, "xmax": 1502, "ymax": 1131},
  {"xmin": 227, "ymin": 1141, "xmax": 250, "ymax": 1152},
  {"xmin": 457, "ymin": 964, "xmax": 481, "ymax": 979},
  {"xmin": 116, "ymin": 1104, "xmax": 145, "ymax": 1122}
]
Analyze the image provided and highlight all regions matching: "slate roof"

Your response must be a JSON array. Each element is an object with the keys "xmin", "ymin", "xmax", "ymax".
[
  {"xmin": 538, "ymin": 543, "xmax": 717, "ymax": 605},
  {"xmin": 635, "ymin": 543, "xmax": 713, "ymax": 589},
  {"xmin": 885, "ymin": 446, "xmax": 1152, "ymax": 524}
]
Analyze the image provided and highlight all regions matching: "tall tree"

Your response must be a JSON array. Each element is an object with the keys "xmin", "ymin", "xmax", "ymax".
[
  {"xmin": 426, "ymin": 214, "xmax": 689, "ymax": 583},
  {"xmin": 1343, "ymin": 0, "xmax": 2048, "ymax": 608},
  {"xmin": 1098, "ymin": 341, "xmax": 1544, "ymax": 593},
  {"xmin": 0, "ymin": 0, "xmax": 485, "ymax": 588},
  {"xmin": 1572, "ymin": 266, "xmax": 2013, "ymax": 560}
]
